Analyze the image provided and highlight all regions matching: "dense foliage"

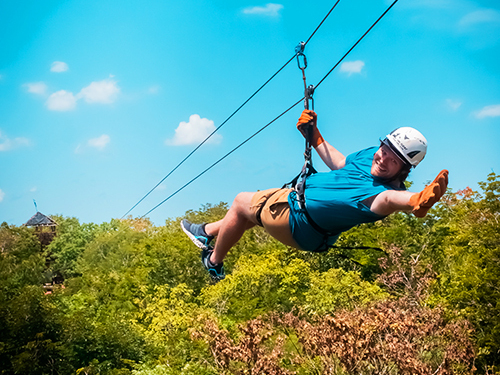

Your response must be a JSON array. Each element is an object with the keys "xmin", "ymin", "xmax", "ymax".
[{"xmin": 0, "ymin": 173, "xmax": 498, "ymax": 374}]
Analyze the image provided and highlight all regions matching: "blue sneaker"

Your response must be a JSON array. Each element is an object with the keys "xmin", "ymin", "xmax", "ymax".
[
  {"xmin": 181, "ymin": 219, "xmax": 214, "ymax": 250},
  {"xmin": 201, "ymin": 248, "xmax": 225, "ymax": 281}
]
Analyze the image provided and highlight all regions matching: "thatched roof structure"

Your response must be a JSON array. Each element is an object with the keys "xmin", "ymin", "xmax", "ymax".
[{"xmin": 24, "ymin": 212, "xmax": 57, "ymax": 227}]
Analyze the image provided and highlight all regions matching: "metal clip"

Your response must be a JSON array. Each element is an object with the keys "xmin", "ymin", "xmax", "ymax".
[
  {"xmin": 295, "ymin": 41, "xmax": 307, "ymax": 70},
  {"xmin": 306, "ymin": 84, "xmax": 315, "ymax": 99},
  {"xmin": 306, "ymin": 84, "xmax": 315, "ymax": 110},
  {"xmin": 297, "ymin": 52, "xmax": 307, "ymax": 70}
]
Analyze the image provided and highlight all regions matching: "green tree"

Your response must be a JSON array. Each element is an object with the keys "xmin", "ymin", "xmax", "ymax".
[
  {"xmin": 434, "ymin": 173, "xmax": 500, "ymax": 371},
  {"xmin": 0, "ymin": 225, "xmax": 71, "ymax": 374},
  {"xmin": 201, "ymin": 253, "xmax": 313, "ymax": 322},
  {"xmin": 302, "ymin": 268, "xmax": 387, "ymax": 315},
  {"xmin": 44, "ymin": 215, "xmax": 100, "ymax": 279}
]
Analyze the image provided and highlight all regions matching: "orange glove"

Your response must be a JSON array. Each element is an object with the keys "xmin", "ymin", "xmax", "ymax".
[
  {"xmin": 296, "ymin": 110, "xmax": 324, "ymax": 148},
  {"xmin": 409, "ymin": 169, "xmax": 449, "ymax": 218}
]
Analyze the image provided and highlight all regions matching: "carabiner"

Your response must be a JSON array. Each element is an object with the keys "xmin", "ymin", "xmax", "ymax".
[
  {"xmin": 307, "ymin": 85, "xmax": 315, "ymax": 111},
  {"xmin": 295, "ymin": 41, "xmax": 307, "ymax": 70},
  {"xmin": 297, "ymin": 53, "xmax": 307, "ymax": 71}
]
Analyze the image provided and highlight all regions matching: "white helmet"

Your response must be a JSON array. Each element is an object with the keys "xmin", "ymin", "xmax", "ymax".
[{"xmin": 382, "ymin": 127, "xmax": 427, "ymax": 167}]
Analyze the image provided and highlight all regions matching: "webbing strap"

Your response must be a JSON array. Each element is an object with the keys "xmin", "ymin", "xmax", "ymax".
[
  {"xmin": 281, "ymin": 150, "xmax": 316, "ymax": 193},
  {"xmin": 300, "ymin": 199, "xmax": 335, "ymax": 252}
]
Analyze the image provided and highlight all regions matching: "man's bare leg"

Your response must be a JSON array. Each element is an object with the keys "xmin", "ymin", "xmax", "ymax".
[{"xmin": 204, "ymin": 192, "xmax": 257, "ymax": 264}]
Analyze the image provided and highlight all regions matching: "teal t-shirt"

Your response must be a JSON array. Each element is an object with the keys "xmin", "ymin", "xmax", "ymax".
[{"xmin": 288, "ymin": 146, "xmax": 406, "ymax": 252}]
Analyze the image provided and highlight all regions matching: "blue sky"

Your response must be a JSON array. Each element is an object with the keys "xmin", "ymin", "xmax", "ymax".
[{"xmin": 1, "ymin": 0, "xmax": 499, "ymax": 226}]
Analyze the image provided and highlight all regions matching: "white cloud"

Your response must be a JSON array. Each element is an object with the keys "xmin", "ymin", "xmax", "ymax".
[
  {"xmin": 88, "ymin": 134, "xmax": 110, "ymax": 150},
  {"xmin": 459, "ymin": 8, "xmax": 500, "ymax": 27},
  {"xmin": 30, "ymin": 187, "xmax": 37, "ymax": 193},
  {"xmin": 24, "ymin": 82, "xmax": 48, "ymax": 95},
  {"xmin": 51, "ymin": 61, "xmax": 69, "ymax": 72},
  {"xmin": 243, "ymin": 3, "xmax": 283, "ymax": 16},
  {"xmin": 475, "ymin": 104, "xmax": 500, "ymax": 119},
  {"xmin": 41, "ymin": 77, "xmax": 120, "ymax": 112},
  {"xmin": 446, "ymin": 99, "xmax": 462, "ymax": 111},
  {"xmin": 46, "ymin": 90, "xmax": 77, "ymax": 111},
  {"xmin": 167, "ymin": 114, "xmax": 222, "ymax": 146},
  {"xmin": 77, "ymin": 79, "xmax": 120, "ymax": 104},
  {"xmin": 0, "ymin": 131, "xmax": 30, "ymax": 151},
  {"xmin": 340, "ymin": 60, "xmax": 365, "ymax": 76},
  {"xmin": 0, "ymin": 189, "xmax": 4, "ymax": 203}
]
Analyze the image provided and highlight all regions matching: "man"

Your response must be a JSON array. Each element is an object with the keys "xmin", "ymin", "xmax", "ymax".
[{"xmin": 181, "ymin": 110, "xmax": 449, "ymax": 281}]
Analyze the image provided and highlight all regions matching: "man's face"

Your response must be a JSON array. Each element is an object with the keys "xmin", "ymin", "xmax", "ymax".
[{"xmin": 371, "ymin": 144, "xmax": 405, "ymax": 179}]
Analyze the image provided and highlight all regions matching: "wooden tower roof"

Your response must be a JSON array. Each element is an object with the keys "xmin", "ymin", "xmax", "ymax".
[{"xmin": 24, "ymin": 212, "xmax": 58, "ymax": 227}]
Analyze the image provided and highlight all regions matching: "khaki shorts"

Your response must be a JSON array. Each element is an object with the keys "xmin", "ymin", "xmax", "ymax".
[{"xmin": 249, "ymin": 188, "xmax": 301, "ymax": 249}]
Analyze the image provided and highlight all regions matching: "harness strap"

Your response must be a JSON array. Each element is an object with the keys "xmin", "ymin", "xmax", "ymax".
[{"xmin": 300, "ymin": 198, "xmax": 336, "ymax": 252}]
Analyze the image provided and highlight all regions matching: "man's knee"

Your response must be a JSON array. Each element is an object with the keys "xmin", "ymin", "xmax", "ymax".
[
  {"xmin": 232, "ymin": 192, "xmax": 256, "ymax": 218},
  {"xmin": 232, "ymin": 192, "xmax": 252, "ymax": 208}
]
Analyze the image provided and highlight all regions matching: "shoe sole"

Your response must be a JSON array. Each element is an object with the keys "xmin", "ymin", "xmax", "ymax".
[{"xmin": 181, "ymin": 219, "xmax": 210, "ymax": 251}]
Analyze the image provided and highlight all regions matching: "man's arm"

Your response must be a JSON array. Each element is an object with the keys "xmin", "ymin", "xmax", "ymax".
[
  {"xmin": 369, "ymin": 170, "xmax": 449, "ymax": 217},
  {"xmin": 314, "ymin": 141, "xmax": 346, "ymax": 170},
  {"xmin": 297, "ymin": 110, "xmax": 346, "ymax": 171},
  {"xmin": 369, "ymin": 190, "xmax": 414, "ymax": 216}
]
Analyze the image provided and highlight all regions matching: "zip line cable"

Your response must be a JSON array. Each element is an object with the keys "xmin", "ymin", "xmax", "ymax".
[
  {"xmin": 304, "ymin": 0, "xmax": 341, "ymax": 46},
  {"xmin": 120, "ymin": 1, "xmax": 342, "ymax": 219},
  {"xmin": 140, "ymin": 0, "xmax": 399, "ymax": 218}
]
